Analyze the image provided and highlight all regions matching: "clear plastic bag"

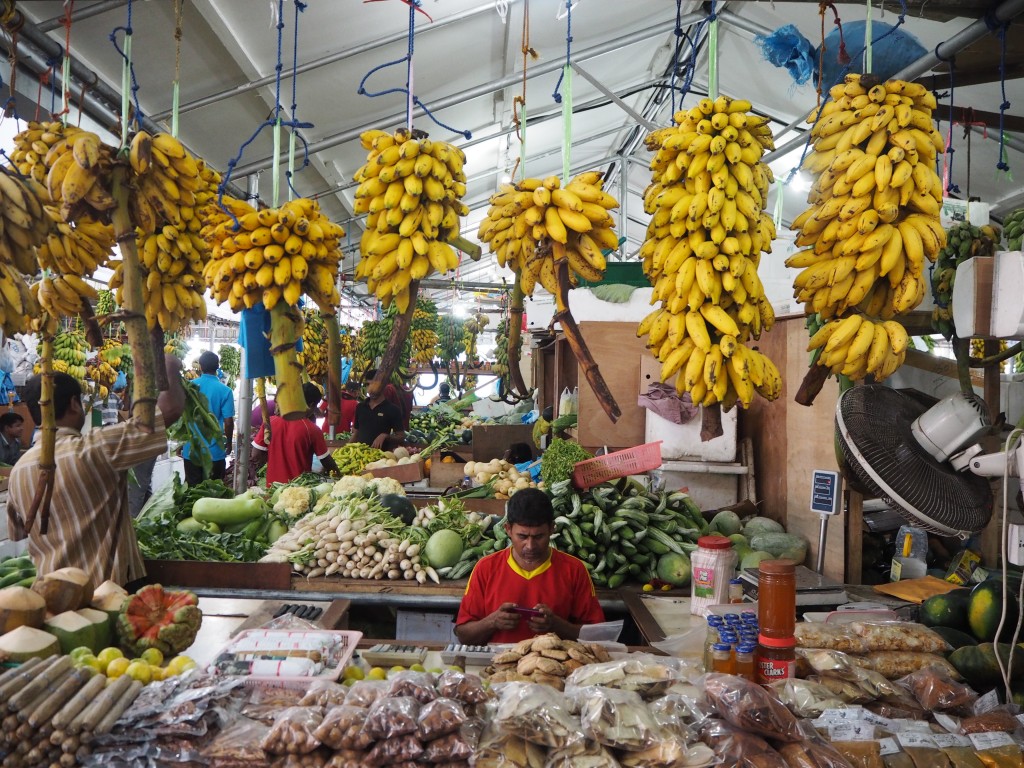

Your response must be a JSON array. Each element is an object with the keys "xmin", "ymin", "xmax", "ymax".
[
  {"xmin": 436, "ymin": 669, "xmax": 492, "ymax": 704},
  {"xmin": 646, "ymin": 692, "xmax": 701, "ymax": 740},
  {"xmin": 343, "ymin": 679, "xmax": 388, "ymax": 708},
  {"xmin": 807, "ymin": 675, "xmax": 874, "ymax": 705},
  {"xmin": 323, "ymin": 750, "xmax": 368, "ymax": 768},
  {"xmin": 384, "ymin": 670, "xmax": 437, "ymax": 703},
  {"xmin": 703, "ymin": 673, "xmax": 804, "ymax": 742},
  {"xmin": 364, "ymin": 734, "xmax": 423, "ymax": 767},
  {"xmin": 363, "ymin": 695, "xmax": 421, "ymax": 739},
  {"xmin": 242, "ymin": 686, "xmax": 307, "ymax": 724},
  {"xmin": 297, "ymin": 680, "xmax": 349, "ymax": 708},
  {"xmin": 977, "ymin": 743, "xmax": 1024, "ymax": 768},
  {"xmin": 474, "ymin": 722, "xmax": 548, "ymax": 768},
  {"xmin": 903, "ymin": 746, "xmax": 951, "ymax": 768},
  {"xmin": 941, "ymin": 747, "xmax": 985, "ymax": 768},
  {"xmin": 847, "ymin": 622, "xmax": 949, "ymax": 653},
  {"xmin": 415, "ymin": 697, "xmax": 468, "ymax": 741},
  {"xmin": 777, "ymin": 738, "xmax": 856, "ymax": 768},
  {"xmin": 794, "ymin": 622, "xmax": 870, "ymax": 654},
  {"xmin": 420, "ymin": 731, "xmax": 474, "ymax": 763},
  {"xmin": 575, "ymin": 685, "xmax": 663, "ymax": 752},
  {"xmin": 270, "ymin": 751, "xmax": 330, "ymax": 768},
  {"xmin": 544, "ymin": 737, "xmax": 620, "ymax": 767},
  {"xmin": 767, "ymin": 678, "xmax": 846, "ymax": 718},
  {"xmin": 492, "ymin": 682, "xmax": 580, "ymax": 749},
  {"xmin": 899, "ymin": 666, "xmax": 977, "ymax": 711},
  {"xmin": 261, "ymin": 707, "xmax": 323, "ymax": 755},
  {"xmin": 312, "ymin": 705, "xmax": 373, "ymax": 751},
  {"xmin": 698, "ymin": 717, "xmax": 788, "ymax": 768},
  {"xmin": 564, "ymin": 654, "xmax": 687, "ymax": 699},
  {"xmin": 202, "ymin": 715, "xmax": 271, "ymax": 764},
  {"xmin": 829, "ymin": 742, "xmax": 884, "ymax": 768},
  {"xmin": 882, "ymin": 754, "xmax": 916, "ymax": 768},
  {"xmin": 959, "ymin": 708, "xmax": 1019, "ymax": 734},
  {"xmin": 869, "ymin": 652, "xmax": 960, "ymax": 680},
  {"xmin": 619, "ymin": 741, "xmax": 718, "ymax": 768}
]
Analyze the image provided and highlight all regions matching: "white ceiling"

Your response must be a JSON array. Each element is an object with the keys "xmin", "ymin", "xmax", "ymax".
[{"xmin": 3, "ymin": 0, "xmax": 1022, "ymax": 316}]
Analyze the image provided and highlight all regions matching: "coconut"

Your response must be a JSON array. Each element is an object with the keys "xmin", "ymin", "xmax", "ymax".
[
  {"xmin": 43, "ymin": 611, "xmax": 97, "ymax": 654},
  {"xmin": 31, "ymin": 567, "xmax": 93, "ymax": 614},
  {"xmin": 90, "ymin": 580, "xmax": 129, "ymax": 620},
  {"xmin": 75, "ymin": 607, "xmax": 113, "ymax": 650},
  {"xmin": 0, "ymin": 585, "xmax": 47, "ymax": 633},
  {"xmin": 0, "ymin": 625, "xmax": 60, "ymax": 662}
]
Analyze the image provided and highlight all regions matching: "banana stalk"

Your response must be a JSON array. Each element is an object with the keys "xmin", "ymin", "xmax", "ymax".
[
  {"xmin": 552, "ymin": 257, "xmax": 621, "ymax": 424},
  {"xmin": 150, "ymin": 325, "xmax": 168, "ymax": 392},
  {"xmin": 270, "ymin": 302, "xmax": 307, "ymax": 419},
  {"xmin": 795, "ymin": 364, "xmax": 830, "ymax": 407},
  {"xmin": 256, "ymin": 377, "xmax": 271, "ymax": 443},
  {"xmin": 21, "ymin": 318, "xmax": 56, "ymax": 535},
  {"xmin": 368, "ymin": 280, "xmax": 420, "ymax": 399},
  {"xmin": 507, "ymin": 274, "xmax": 530, "ymax": 399},
  {"xmin": 325, "ymin": 313, "xmax": 342, "ymax": 434},
  {"xmin": 111, "ymin": 165, "xmax": 158, "ymax": 429}
]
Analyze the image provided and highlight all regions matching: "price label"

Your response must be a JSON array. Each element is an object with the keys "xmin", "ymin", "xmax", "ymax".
[
  {"xmin": 861, "ymin": 711, "xmax": 896, "ymax": 732},
  {"xmin": 933, "ymin": 734, "xmax": 971, "ymax": 748},
  {"xmin": 973, "ymin": 688, "xmax": 1000, "ymax": 714},
  {"xmin": 877, "ymin": 738, "xmax": 901, "ymax": 756},
  {"xmin": 898, "ymin": 732, "xmax": 936, "ymax": 749},
  {"xmin": 820, "ymin": 706, "xmax": 865, "ymax": 722},
  {"xmin": 830, "ymin": 722, "xmax": 875, "ymax": 741},
  {"xmin": 969, "ymin": 732, "xmax": 1016, "ymax": 750}
]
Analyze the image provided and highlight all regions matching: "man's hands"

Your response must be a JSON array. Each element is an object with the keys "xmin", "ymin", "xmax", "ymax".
[
  {"xmin": 489, "ymin": 603, "xmax": 520, "ymax": 634},
  {"xmin": 371, "ymin": 433, "xmax": 387, "ymax": 449},
  {"xmin": 526, "ymin": 603, "xmax": 557, "ymax": 634}
]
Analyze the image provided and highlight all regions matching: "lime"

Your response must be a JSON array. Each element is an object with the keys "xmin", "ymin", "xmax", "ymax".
[
  {"xmin": 69, "ymin": 646, "xmax": 93, "ymax": 662},
  {"xmin": 97, "ymin": 647, "xmax": 124, "ymax": 672},
  {"xmin": 367, "ymin": 667, "xmax": 387, "ymax": 681},
  {"xmin": 342, "ymin": 665, "xmax": 365, "ymax": 681},
  {"xmin": 106, "ymin": 657, "xmax": 131, "ymax": 679},
  {"xmin": 165, "ymin": 655, "xmax": 197, "ymax": 676},
  {"xmin": 140, "ymin": 648, "xmax": 164, "ymax": 666},
  {"xmin": 125, "ymin": 661, "xmax": 152, "ymax": 684},
  {"xmin": 409, "ymin": 663, "xmax": 426, "ymax": 673}
]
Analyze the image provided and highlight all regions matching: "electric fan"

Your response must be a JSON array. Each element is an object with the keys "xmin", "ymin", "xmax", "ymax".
[{"xmin": 835, "ymin": 385, "xmax": 994, "ymax": 538}]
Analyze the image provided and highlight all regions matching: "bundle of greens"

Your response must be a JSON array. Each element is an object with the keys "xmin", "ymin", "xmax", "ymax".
[
  {"xmin": 167, "ymin": 375, "xmax": 227, "ymax": 481},
  {"xmin": 540, "ymin": 438, "xmax": 593, "ymax": 487}
]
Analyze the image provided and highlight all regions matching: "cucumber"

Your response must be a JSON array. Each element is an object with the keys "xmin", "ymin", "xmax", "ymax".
[{"xmin": 0, "ymin": 569, "xmax": 34, "ymax": 588}]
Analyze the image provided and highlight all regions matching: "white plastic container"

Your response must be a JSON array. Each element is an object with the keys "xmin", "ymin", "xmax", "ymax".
[
  {"xmin": 890, "ymin": 525, "xmax": 928, "ymax": 581},
  {"xmin": 690, "ymin": 535, "xmax": 738, "ymax": 615}
]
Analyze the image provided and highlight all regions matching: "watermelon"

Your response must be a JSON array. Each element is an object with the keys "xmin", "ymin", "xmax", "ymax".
[
  {"xmin": 968, "ymin": 579, "xmax": 1018, "ymax": 642},
  {"xmin": 380, "ymin": 494, "xmax": 416, "ymax": 526},
  {"xmin": 949, "ymin": 642, "xmax": 1024, "ymax": 689},
  {"xmin": 919, "ymin": 590, "xmax": 970, "ymax": 632}
]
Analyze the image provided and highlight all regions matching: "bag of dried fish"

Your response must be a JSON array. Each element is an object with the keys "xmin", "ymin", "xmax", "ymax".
[
  {"xmin": 703, "ymin": 673, "xmax": 804, "ymax": 742},
  {"xmin": 899, "ymin": 665, "xmax": 977, "ymax": 711},
  {"xmin": 492, "ymin": 682, "xmax": 580, "ymax": 749},
  {"xmin": 544, "ymin": 736, "xmax": 620, "ymax": 768},
  {"xmin": 794, "ymin": 623, "xmax": 870, "ymax": 654},
  {"xmin": 847, "ymin": 622, "xmax": 949, "ymax": 653},
  {"xmin": 575, "ymin": 686, "xmax": 663, "ymax": 752},
  {"xmin": 564, "ymin": 654, "xmax": 685, "ymax": 699},
  {"xmin": 767, "ymin": 678, "xmax": 846, "ymax": 718}
]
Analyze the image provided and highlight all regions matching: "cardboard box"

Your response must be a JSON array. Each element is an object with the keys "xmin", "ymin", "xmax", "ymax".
[
  {"xmin": 366, "ymin": 460, "xmax": 424, "ymax": 484},
  {"xmin": 429, "ymin": 452, "xmax": 468, "ymax": 489},
  {"xmin": 471, "ymin": 424, "xmax": 534, "ymax": 461}
]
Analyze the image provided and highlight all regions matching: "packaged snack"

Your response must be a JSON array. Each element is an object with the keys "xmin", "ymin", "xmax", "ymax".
[
  {"xmin": 241, "ymin": 686, "xmax": 306, "ymax": 724},
  {"xmin": 261, "ymin": 707, "xmax": 323, "ymax": 755},
  {"xmin": 270, "ymin": 752, "xmax": 329, "ymax": 768},
  {"xmin": 384, "ymin": 670, "xmax": 437, "ymax": 703},
  {"xmin": 324, "ymin": 750, "xmax": 369, "ymax": 768},
  {"xmin": 619, "ymin": 741, "xmax": 718, "ymax": 768},
  {"xmin": 768, "ymin": 678, "xmax": 846, "ymax": 718},
  {"xmin": 435, "ymin": 669, "xmax": 492, "ymax": 704},
  {"xmin": 847, "ymin": 622, "xmax": 949, "ymax": 653},
  {"xmin": 564, "ymin": 654, "xmax": 686, "ymax": 699},
  {"xmin": 363, "ymin": 695, "xmax": 421, "ymax": 740},
  {"xmin": 415, "ymin": 697, "xmax": 467, "ymax": 741},
  {"xmin": 576, "ymin": 686, "xmax": 662, "ymax": 752},
  {"xmin": 959, "ymin": 709, "xmax": 1019, "ymax": 734},
  {"xmin": 343, "ymin": 679, "xmax": 388, "ymax": 708},
  {"xmin": 703, "ymin": 673, "xmax": 804, "ymax": 742},
  {"xmin": 904, "ymin": 746, "xmax": 951, "ymax": 768},
  {"xmin": 882, "ymin": 754, "xmax": 916, "ymax": 768},
  {"xmin": 830, "ymin": 741, "xmax": 884, "ymax": 768},
  {"xmin": 809, "ymin": 675, "xmax": 874, "ymax": 704},
  {"xmin": 365, "ymin": 734, "xmax": 423, "ymax": 766},
  {"xmin": 297, "ymin": 680, "xmax": 350, "ymax": 708},
  {"xmin": 492, "ymin": 682, "xmax": 580, "ymax": 749},
  {"xmin": 474, "ymin": 724, "xmax": 547, "ymax": 768},
  {"xmin": 869, "ymin": 652, "xmax": 960, "ymax": 680},
  {"xmin": 202, "ymin": 716, "xmax": 271, "ymax": 765},
  {"xmin": 900, "ymin": 666, "xmax": 977, "ymax": 711},
  {"xmin": 778, "ymin": 739, "xmax": 856, "ymax": 768},
  {"xmin": 420, "ymin": 731, "xmax": 474, "ymax": 762},
  {"xmin": 313, "ymin": 705, "xmax": 373, "ymax": 751},
  {"xmin": 941, "ymin": 747, "xmax": 985, "ymax": 768},
  {"xmin": 698, "ymin": 718, "xmax": 789, "ymax": 768},
  {"xmin": 794, "ymin": 623, "xmax": 870, "ymax": 654},
  {"xmin": 545, "ymin": 737, "xmax": 619, "ymax": 768}
]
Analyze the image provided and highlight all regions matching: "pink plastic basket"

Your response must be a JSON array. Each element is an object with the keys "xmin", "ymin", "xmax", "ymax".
[{"xmin": 571, "ymin": 441, "xmax": 663, "ymax": 490}]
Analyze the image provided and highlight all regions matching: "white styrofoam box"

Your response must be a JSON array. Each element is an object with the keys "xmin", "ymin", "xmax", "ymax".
[
  {"xmin": 951, "ymin": 256, "xmax": 992, "ymax": 337},
  {"xmin": 659, "ymin": 465, "xmax": 739, "ymax": 510},
  {"xmin": 941, "ymin": 198, "xmax": 991, "ymax": 229},
  {"xmin": 396, "ymin": 610, "xmax": 457, "ymax": 643},
  {"xmin": 567, "ymin": 287, "xmax": 657, "ymax": 323},
  {"xmin": 152, "ymin": 456, "xmax": 184, "ymax": 493},
  {"xmin": 645, "ymin": 408, "xmax": 737, "ymax": 462},
  {"xmin": 991, "ymin": 251, "xmax": 1024, "ymax": 338},
  {"xmin": 524, "ymin": 296, "xmax": 556, "ymax": 330}
]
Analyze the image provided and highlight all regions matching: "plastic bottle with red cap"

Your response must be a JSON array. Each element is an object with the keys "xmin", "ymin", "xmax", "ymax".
[
  {"xmin": 690, "ymin": 535, "xmax": 738, "ymax": 615},
  {"xmin": 755, "ymin": 559, "xmax": 796, "ymax": 684}
]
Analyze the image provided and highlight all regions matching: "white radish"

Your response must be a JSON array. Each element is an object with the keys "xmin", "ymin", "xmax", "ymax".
[
  {"xmin": 400, "ymin": 559, "xmax": 411, "ymax": 571},
  {"xmin": 307, "ymin": 567, "xmax": 326, "ymax": 578},
  {"xmin": 425, "ymin": 566, "xmax": 440, "ymax": 584},
  {"xmin": 387, "ymin": 569, "xmax": 400, "ymax": 579},
  {"xmin": 404, "ymin": 570, "xmax": 415, "ymax": 580},
  {"xmin": 406, "ymin": 544, "xmax": 421, "ymax": 557},
  {"xmin": 416, "ymin": 570, "xmax": 428, "ymax": 584}
]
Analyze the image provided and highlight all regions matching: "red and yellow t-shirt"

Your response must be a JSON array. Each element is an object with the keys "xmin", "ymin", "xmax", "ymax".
[{"xmin": 455, "ymin": 548, "xmax": 605, "ymax": 643}]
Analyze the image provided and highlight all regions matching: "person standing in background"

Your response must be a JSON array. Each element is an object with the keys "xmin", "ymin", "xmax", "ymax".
[
  {"xmin": 182, "ymin": 351, "xmax": 234, "ymax": 485},
  {"xmin": 352, "ymin": 370, "xmax": 404, "ymax": 449},
  {"xmin": 252, "ymin": 383, "xmax": 339, "ymax": 484},
  {"xmin": 0, "ymin": 411, "xmax": 24, "ymax": 466}
]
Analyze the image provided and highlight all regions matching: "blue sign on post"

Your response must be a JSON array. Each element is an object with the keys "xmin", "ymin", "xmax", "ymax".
[{"xmin": 810, "ymin": 470, "xmax": 842, "ymax": 516}]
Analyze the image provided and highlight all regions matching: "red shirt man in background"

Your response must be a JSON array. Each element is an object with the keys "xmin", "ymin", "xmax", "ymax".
[
  {"xmin": 455, "ymin": 488, "xmax": 604, "ymax": 644},
  {"xmin": 252, "ymin": 383, "xmax": 339, "ymax": 485}
]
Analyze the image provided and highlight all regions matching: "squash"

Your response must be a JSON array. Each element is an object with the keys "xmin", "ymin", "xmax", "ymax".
[
  {"xmin": 0, "ymin": 585, "xmax": 47, "ymax": 633},
  {"xmin": 116, "ymin": 584, "xmax": 202, "ymax": 657}
]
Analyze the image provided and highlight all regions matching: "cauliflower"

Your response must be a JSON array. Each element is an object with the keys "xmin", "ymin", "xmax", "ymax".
[
  {"xmin": 331, "ymin": 475, "xmax": 369, "ymax": 498},
  {"xmin": 273, "ymin": 486, "xmax": 313, "ymax": 518},
  {"xmin": 368, "ymin": 477, "xmax": 405, "ymax": 497}
]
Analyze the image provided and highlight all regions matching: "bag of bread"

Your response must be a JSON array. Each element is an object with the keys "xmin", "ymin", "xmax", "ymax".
[
  {"xmin": 698, "ymin": 718, "xmax": 789, "ymax": 768},
  {"xmin": 703, "ymin": 673, "xmax": 804, "ymax": 742},
  {"xmin": 474, "ymin": 722, "xmax": 548, "ymax": 768},
  {"xmin": 575, "ymin": 686, "xmax": 662, "ymax": 752},
  {"xmin": 899, "ymin": 665, "xmax": 977, "ymax": 711},
  {"xmin": 619, "ymin": 741, "xmax": 717, "ymax": 768},
  {"xmin": 847, "ymin": 622, "xmax": 949, "ymax": 653},
  {"xmin": 492, "ymin": 682, "xmax": 580, "ymax": 749}
]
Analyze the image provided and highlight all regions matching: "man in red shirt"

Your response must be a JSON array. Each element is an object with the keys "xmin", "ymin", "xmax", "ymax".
[
  {"xmin": 455, "ymin": 488, "xmax": 604, "ymax": 644},
  {"xmin": 251, "ymin": 383, "xmax": 339, "ymax": 485}
]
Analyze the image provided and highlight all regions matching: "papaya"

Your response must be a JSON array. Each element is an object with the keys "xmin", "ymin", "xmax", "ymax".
[
  {"xmin": 928, "ymin": 626, "xmax": 978, "ymax": 654},
  {"xmin": 968, "ymin": 579, "xmax": 1019, "ymax": 642},
  {"xmin": 949, "ymin": 642, "xmax": 1024, "ymax": 689},
  {"xmin": 919, "ymin": 589, "xmax": 970, "ymax": 632}
]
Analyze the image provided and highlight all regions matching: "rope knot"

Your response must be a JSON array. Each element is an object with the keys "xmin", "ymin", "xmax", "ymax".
[
  {"xmin": 997, "ymin": 161, "xmax": 1010, "ymax": 171},
  {"xmin": 1001, "ymin": 100, "xmax": 1010, "ymax": 110}
]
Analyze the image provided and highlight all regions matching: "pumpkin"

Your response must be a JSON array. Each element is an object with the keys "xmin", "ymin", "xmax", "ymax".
[{"xmin": 116, "ymin": 584, "xmax": 202, "ymax": 657}]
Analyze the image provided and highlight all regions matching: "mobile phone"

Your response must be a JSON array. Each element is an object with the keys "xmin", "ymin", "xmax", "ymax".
[{"xmin": 510, "ymin": 606, "xmax": 543, "ymax": 617}]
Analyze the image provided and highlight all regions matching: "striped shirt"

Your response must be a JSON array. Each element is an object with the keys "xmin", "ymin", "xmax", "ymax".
[{"xmin": 6, "ymin": 414, "xmax": 169, "ymax": 586}]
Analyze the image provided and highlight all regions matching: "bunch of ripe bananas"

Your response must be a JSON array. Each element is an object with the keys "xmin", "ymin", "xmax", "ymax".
[
  {"xmin": 478, "ymin": 172, "xmax": 620, "ymax": 294},
  {"xmin": 931, "ymin": 223, "xmax": 1001, "ymax": 339},
  {"xmin": 32, "ymin": 272, "xmax": 100, "ymax": 317},
  {"xmin": 47, "ymin": 330, "xmax": 89, "ymax": 381},
  {"xmin": 164, "ymin": 336, "xmax": 189, "ymax": 360},
  {"xmin": 806, "ymin": 314, "xmax": 909, "ymax": 381},
  {"xmin": 338, "ymin": 325, "xmax": 356, "ymax": 359},
  {"xmin": 411, "ymin": 299, "xmax": 439, "ymax": 365},
  {"xmin": 301, "ymin": 309, "xmax": 328, "ymax": 378},
  {"xmin": 0, "ymin": 262, "xmax": 39, "ymax": 337},
  {"xmin": 637, "ymin": 95, "xmax": 781, "ymax": 409},
  {"xmin": 788, "ymin": 75, "xmax": 947, "ymax": 380},
  {"xmin": 204, "ymin": 197, "xmax": 344, "ymax": 312},
  {"xmin": 353, "ymin": 128, "xmax": 467, "ymax": 312},
  {"xmin": 99, "ymin": 338, "xmax": 129, "ymax": 370},
  {"xmin": 86, "ymin": 358, "xmax": 118, "ymax": 389},
  {"xmin": 0, "ymin": 167, "xmax": 50, "ymax": 276}
]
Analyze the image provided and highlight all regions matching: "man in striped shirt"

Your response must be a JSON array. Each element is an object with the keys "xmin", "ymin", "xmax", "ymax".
[{"xmin": 6, "ymin": 356, "xmax": 186, "ymax": 588}]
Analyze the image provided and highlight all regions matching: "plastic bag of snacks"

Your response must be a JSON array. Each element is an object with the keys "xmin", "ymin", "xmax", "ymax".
[
  {"xmin": 415, "ymin": 697, "xmax": 467, "ymax": 741},
  {"xmin": 473, "ymin": 722, "xmax": 547, "ymax": 768},
  {"xmin": 829, "ymin": 741, "xmax": 884, "ymax": 768},
  {"xmin": 435, "ymin": 669, "xmax": 492, "ymax": 705},
  {"xmin": 261, "ymin": 707, "xmax": 323, "ymax": 756},
  {"xmin": 575, "ymin": 686, "xmax": 663, "ymax": 752},
  {"xmin": 846, "ymin": 622, "xmax": 949, "ymax": 653},
  {"xmin": 298, "ymin": 680, "xmax": 350, "ymax": 708},
  {"xmin": 868, "ymin": 652, "xmax": 960, "ymax": 680},
  {"xmin": 313, "ymin": 705, "xmax": 373, "ymax": 751},
  {"xmin": 363, "ymin": 696, "xmax": 420, "ymax": 740},
  {"xmin": 898, "ymin": 665, "xmax": 977, "ymax": 711},
  {"xmin": 544, "ymin": 736, "xmax": 620, "ymax": 768},
  {"xmin": 323, "ymin": 750, "xmax": 369, "ymax": 768},
  {"xmin": 767, "ymin": 678, "xmax": 846, "ymax": 718},
  {"xmin": 343, "ymin": 679, "xmax": 388, "ymax": 708},
  {"xmin": 777, "ymin": 739, "xmax": 856, "ymax": 768},
  {"xmin": 794, "ymin": 622, "xmax": 870, "ymax": 654},
  {"xmin": 201, "ymin": 716, "xmax": 271, "ymax": 766},
  {"xmin": 702, "ymin": 673, "xmax": 804, "ymax": 742},
  {"xmin": 698, "ymin": 718, "xmax": 789, "ymax": 768},
  {"xmin": 492, "ymin": 682, "xmax": 580, "ymax": 749},
  {"xmin": 270, "ymin": 752, "xmax": 330, "ymax": 768},
  {"xmin": 420, "ymin": 730, "xmax": 475, "ymax": 763},
  {"xmin": 365, "ymin": 734, "xmax": 423, "ymax": 766},
  {"xmin": 384, "ymin": 670, "xmax": 437, "ymax": 703}
]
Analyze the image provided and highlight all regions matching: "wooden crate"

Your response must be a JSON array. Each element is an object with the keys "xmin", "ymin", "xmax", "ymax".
[
  {"xmin": 367, "ymin": 460, "xmax": 424, "ymax": 484},
  {"xmin": 429, "ymin": 453, "xmax": 467, "ymax": 489},
  {"xmin": 143, "ymin": 560, "xmax": 293, "ymax": 590}
]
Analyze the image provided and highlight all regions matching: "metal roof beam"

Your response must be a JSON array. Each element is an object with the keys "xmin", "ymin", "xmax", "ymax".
[{"xmin": 36, "ymin": 1, "xmax": 126, "ymax": 33}]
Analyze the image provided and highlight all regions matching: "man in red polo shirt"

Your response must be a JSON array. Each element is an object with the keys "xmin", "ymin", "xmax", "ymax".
[
  {"xmin": 251, "ymin": 383, "xmax": 339, "ymax": 485},
  {"xmin": 455, "ymin": 488, "xmax": 604, "ymax": 644}
]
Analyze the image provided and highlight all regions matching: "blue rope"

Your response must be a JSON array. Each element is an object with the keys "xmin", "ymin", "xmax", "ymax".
[
  {"xmin": 109, "ymin": 0, "xmax": 144, "ymax": 128},
  {"xmin": 669, "ymin": 0, "xmax": 684, "ymax": 113},
  {"xmin": 356, "ymin": 0, "xmax": 471, "ymax": 139},
  {"xmin": 286, "ymin": 0, "xmax": 311, "ymax": 199},
  {"xmin": 945, "ymin": 66, "xmax": 960, "ymax": 194},
  {"xmin": 552, "ymin": 0, "xmax": 573, "ymax": 102},
  {"xmin": 45, "ymin": 52, "xmax": 60, "ymax": 116},
  {"xmin": 995, "ymin": 23, "xmax": 1011, "ymax": 174},
  {"xmin": 787, "ymin": 0, "xmax": 909, "ymax": 184}
]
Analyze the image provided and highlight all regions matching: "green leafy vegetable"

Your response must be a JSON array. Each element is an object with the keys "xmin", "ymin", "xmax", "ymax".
[
  {"xmin": 167, "ymin": 376, "xmax": 227, "ymax": 481},
  {"xmin": 540, "ymin": 438, "xmax": 593, "ymax": 487}
]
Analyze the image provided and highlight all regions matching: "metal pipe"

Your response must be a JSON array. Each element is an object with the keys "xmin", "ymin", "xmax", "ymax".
[
  {"xmin": 152, "ymin": 1, "xmax": 506, "ymax": 122},
  {"xmin": 233, "ymin": 174, "xmax": 260, "ymax": 493},
  {"xmin": 232, "ymin": 12, "xmax": 704, "ymax": 178},
  {"xmin": 35, "ymin": 1, "xmax": 126, "ymax": 33}
]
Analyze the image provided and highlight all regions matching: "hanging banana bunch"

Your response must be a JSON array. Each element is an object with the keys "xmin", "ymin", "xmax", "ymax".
[
  {"xmin": 164, "ymin": 335, "xmax": 189, "ymax": 360},
  {"xmin": 494, "ymin": 317, "xmax": 513, "ymax": 376},
  {"xmin": 411, "ymin": 299, "xmax": 439, "ymax": 365},
  {"xmin": 930, "ymin": 222, "xmax": 1001, "ymax": 340},
  {"xmin": 353, "ymin": 127, "xmax": 467, "ymax": 313},
  {"xmin": 35, "ymin": 329, "xmax": 89, "ymax": 383},
  {"xmin": 638, "ymin": 95, "xmax": 781, "ymax": 410},
  {"xmin": 99, "ymin": 338, "xmax": 129, "ymax": 371},
  {"xmin": 789, "ymin": 74, "xmax": 947, "ymax": 385},
  {"xmin": 462, "ymin": 312, "xmax": 488, "ymax": 366},
  {"xmin": 338, "ymin": 325, "xmax": 356, "ymax": 359},
  {"xmin": 302, "ymin": 309, "xmax": 328, "ymax": 378}
]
